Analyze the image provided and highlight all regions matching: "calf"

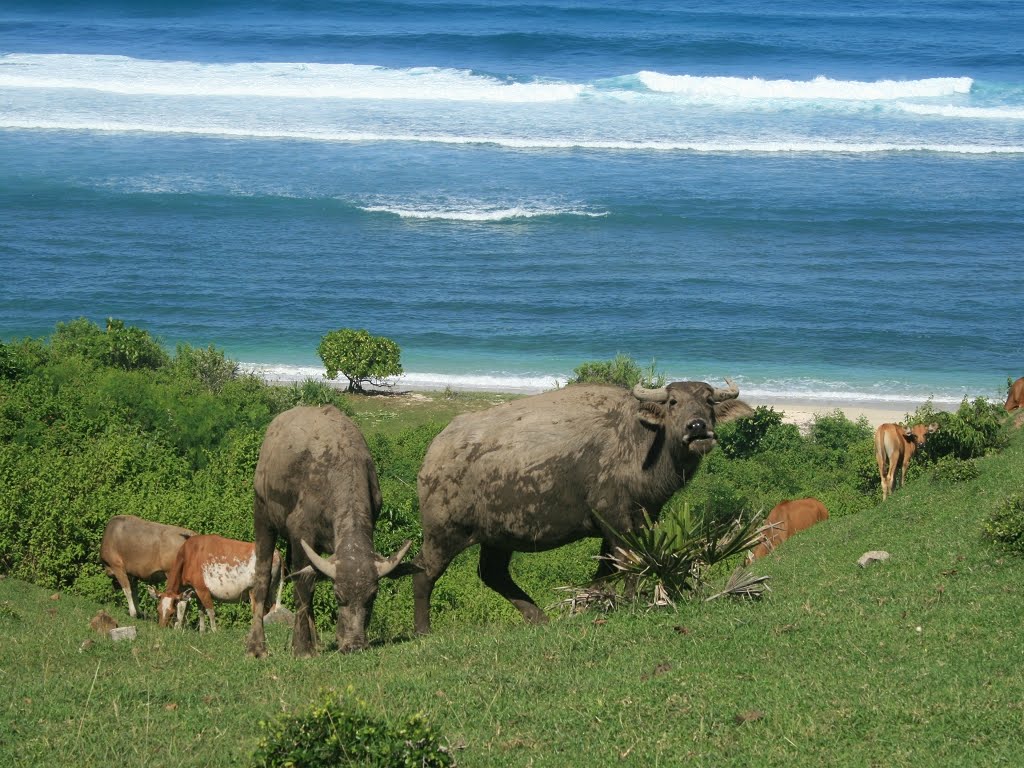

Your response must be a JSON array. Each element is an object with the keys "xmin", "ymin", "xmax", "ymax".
[
  {"xmin": 100, "ymin": 515, "xmax": 195, "ymax": 618},
  {"xmin": 1006, "ymin": 377, "xmax": 1024, "ymax": 412},
  {"xmin": 155, "ymin": 534, "xmax": 282, "ymax": 632},
  {"xmin": 747, "ymin": 498, "xmax": 829, "ymax": 562},
  {"xmin": 874, "ymin": 422, "xmax": 940, "ymax": 500}
]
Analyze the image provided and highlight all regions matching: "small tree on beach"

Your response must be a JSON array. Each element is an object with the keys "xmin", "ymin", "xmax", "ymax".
[{"xmin": 317, "ymin": 328, "xmax": 403, "ymax": 393}]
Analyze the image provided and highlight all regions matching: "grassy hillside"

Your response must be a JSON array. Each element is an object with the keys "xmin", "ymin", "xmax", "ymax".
[{"xmin": 2, "ymin": 426, "xmax": 1023, "ymax": 767}]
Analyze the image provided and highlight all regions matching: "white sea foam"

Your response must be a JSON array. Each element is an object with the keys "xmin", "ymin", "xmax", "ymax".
[
  {"xmin": 358, "ymin": 203, "xmax": 608, "ymax": 221},
  {"xmin": 240, "ymin": 364, "xmax": 987, "ymax": 404},
  {"xmin": 4, "ymin": 117, "xmax": 1023, "ymax": 155},
  {"xmin": 0, "ymin": 53, "xmax": 581, "ymax": 102},
  {"xmin": 3, "ymin": 54, "xmax": 990, "ymax": 111},
  {"xmin": 636, "ymin": 72, "xmax": 973, "ymax": 100}
]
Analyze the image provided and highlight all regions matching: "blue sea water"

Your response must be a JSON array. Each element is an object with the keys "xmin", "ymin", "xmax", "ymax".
[{"xmin": 2, "ymin": 0, "xmax": 1022, "ymax": 404}]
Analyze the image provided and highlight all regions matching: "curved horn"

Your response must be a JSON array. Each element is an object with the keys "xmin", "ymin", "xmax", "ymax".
[
  {"xmin": 375, "ymin": 540, "xmax": 413, "ymax": 578},
  {"xmin": 712, "ymin": 378, "xmax": 739, "ymax": 402},
  {"xmin": 300, "ymin": 539, "xmax": 337, "ymax": 580},
  {"xmin": 632, "ymin": 383, "xmax": 669, "ymax": 402}
]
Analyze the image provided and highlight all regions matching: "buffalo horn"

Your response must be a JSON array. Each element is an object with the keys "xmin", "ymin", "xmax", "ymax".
[
  {"xmin": 300, "ymin": 539, "xmax": 337, "ymax": 579},
  {"xmin": 632, "ymin": 383, "xmax": 669, "ymax": 402},
  {"xmin": 375, "ymin": 539, "xmax": 413, "ymax": 578},
  {"xmin": 712, "ymin": 378, "xmax": 739, "ymax": 402},
  {"xmin": 300, "ymin": 539, "xmax": 413, "ymax": 580}
]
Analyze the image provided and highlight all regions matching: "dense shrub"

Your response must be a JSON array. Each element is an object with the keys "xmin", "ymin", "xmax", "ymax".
[
  {"xmin": 930, "ymin": 456, "xmax": 981, "ymax": 485},
  {"xmin": 317, "ymin": 328, "xmax": 403, "ymax": 393},
  {"xmin": 983, "ymin": 495, "xmax": 1024, "ymax": 554},
  {"xmin": 50, "ymin": 317, "xmax": 169, "ymax": 371},
  {"xmin": 909, "ymin": 397, "xmax": 1008, "ymax": 461},
  {"xmin": 566, "ymin": 354, "xmax": 664, "ymax": 389},
  {"xmin": 253, "ymin": 693, "xmax": 453, "ymax": 768},
  {"xmin": 172, "ymin": 342, "xmax": 239, "ymax": 392},
  {"xmin": 715, "ymin": 406, "xmax": 785, "ymax": 459},
  {"xmin": 809, "ymin": 409, "xmax": 873, "ymax": 453}
]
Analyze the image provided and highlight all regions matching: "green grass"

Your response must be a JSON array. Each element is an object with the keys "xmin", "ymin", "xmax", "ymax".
[{"xmin": 3, "ymin": 416, "xmax": 1024, "ymax": 766}]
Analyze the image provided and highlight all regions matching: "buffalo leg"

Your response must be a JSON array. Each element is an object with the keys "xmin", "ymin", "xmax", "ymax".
[
  {"xmin": 413, "ymin": 532, "xmax": 471, "ymax": 635},
  {"xmin": 478, "ymin": 546, "xmax": 548, "ymax": 625},
  {"xmin": 593, "ymin": 538, "xmax": 636, "ymax": 600},
  {"xmin": 245, "ymin": 499, "xmax": 277, "ymax": 658},
  {"xmin": 289, "ymin": 535, "xmax": 319, "ymax": 657}
]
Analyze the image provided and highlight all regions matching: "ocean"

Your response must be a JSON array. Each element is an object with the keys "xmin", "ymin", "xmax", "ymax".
[{"xmin": 2, "ymin": 0, "xmax": 1022, "ymax": 405}]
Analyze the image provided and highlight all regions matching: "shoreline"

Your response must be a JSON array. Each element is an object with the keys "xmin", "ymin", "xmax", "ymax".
[{"xmin": 267, "ymin": 374, "xmax": 957, "ymax": 432}]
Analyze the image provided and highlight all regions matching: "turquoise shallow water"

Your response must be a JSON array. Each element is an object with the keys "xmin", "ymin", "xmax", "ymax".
[{"xmin": 1, "ymin": 1, "xmax": 1022, "ymax": 404}]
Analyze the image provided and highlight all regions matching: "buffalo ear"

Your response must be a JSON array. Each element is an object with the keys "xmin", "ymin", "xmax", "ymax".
[{"xmin": 637, "ymin": 402, "xmax": 666, "ymax": 428}]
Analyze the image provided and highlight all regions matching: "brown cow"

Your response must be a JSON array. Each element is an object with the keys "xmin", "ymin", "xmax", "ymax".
[
  {"xmin": 100, "ymin": 515, "xmax": 195, "ymax": 618},
  {"xmin": 747, "ymin": 498, "xmax": 829, "ymax": 562},
  {"xmin": 1005, "ymin": 377, "xmax": 1024, "ymax": 411},
  {"xmin": 155, "ymin": 534, "xmax": 282, "ymax": 632},
  {"xmin": 874, "ymin": 422, "xmax": 940, "ymax": 500}
]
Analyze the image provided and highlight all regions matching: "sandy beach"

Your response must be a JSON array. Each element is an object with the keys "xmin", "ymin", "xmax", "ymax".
[{"xmin": 747, "ymin": 396, "xmax": 950, "ymax": 434}]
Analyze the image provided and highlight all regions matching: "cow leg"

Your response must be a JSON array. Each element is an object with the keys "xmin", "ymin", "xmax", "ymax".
[
  {"xmin": 876, "ymin": 443, "xmax": 890, "ymax": 500},
  {"xmin": 478, "ymin": 546, "xmax": 548, "ymax": 625},
  {"xmin": 245, "ymin": 502, "xmax": 277, "ymax": 659},
  {"xmin": 413, "ymin": 531, "xmax": 471, "ymax": 635}
]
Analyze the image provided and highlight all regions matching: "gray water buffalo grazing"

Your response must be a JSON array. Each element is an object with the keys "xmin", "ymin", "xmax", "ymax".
[
  {"xmin": 245, "ymin": 405, "xmax": 415, "ymax": 658},
  {"xmin": 413, "ymin": 378, "xmax": 741, "ymax": 634},
  {"xmin": 100, "ymin": 515, "xmax": 196, "ymax": 618}
]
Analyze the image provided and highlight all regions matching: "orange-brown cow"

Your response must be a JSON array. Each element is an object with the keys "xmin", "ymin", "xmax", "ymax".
[
  {"xmin": 747, "ymin": 497, "xmax": 829, "ymax": 562},
  {"xmin": 874, "ymin": 422, "xmax": 939, "ymax": 500},
  {"xmin": 1005, "ymin": 377, "xmax": 1024, "ymax": 412},
  {"xmin": 155, "ymin": 534, "xmax": 282, "ymax": 632}
]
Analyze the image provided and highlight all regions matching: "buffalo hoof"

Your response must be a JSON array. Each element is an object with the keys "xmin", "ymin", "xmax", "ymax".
[{"xmin": 246, "ymin": 644, "xmax": 268, "ymax": 660}]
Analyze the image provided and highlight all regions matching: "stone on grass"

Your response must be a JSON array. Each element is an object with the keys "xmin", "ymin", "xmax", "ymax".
[
  {"xmin": 858, "ymin": 550, "xmax": 891, "ymax": 568},
  {"xmin": 109, "ymin": 626, "xmax": 137, "ymax": 642}
]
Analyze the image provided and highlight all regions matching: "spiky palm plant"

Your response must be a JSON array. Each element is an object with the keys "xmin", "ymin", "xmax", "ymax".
[{"xmin": 595, "ymin": 503, "xmax": 769, "ymax": 606}]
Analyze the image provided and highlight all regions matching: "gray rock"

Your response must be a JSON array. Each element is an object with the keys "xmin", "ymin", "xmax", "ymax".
[
  {"xmin": 858, "ymin": 550, "xmax": 891, "ymax": 568},
  {"xmin": 263, "ymin": 606, "xmax": 294, "ymax": 626},
  {"xmin": 109, "ymin": 625, "xmax": 137, "ymax": 642}
]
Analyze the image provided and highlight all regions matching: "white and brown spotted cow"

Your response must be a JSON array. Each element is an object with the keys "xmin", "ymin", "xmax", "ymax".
[{"xmin": 154, "ymin": 534, "xmax": 282, "ymax": 632}]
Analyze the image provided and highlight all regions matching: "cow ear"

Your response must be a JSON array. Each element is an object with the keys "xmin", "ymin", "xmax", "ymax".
[
  {"xmin": 146, "ymin": 585, "xmax": 159, "ymax": 600},
  {"xmin": 637, "ymin": 402, "xmax": 666, "ymax": 428}
]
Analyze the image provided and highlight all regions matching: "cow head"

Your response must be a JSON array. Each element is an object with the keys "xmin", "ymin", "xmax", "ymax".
[
  {"xmin": 153, "ymin": 588, "xmax": 193, "ymax": 628},
  {"xmin": 632, "ymin": 378, "xmax": 739, "ymax": 456},
  {"xmin": 300, "ymin": 539, "xmax": 417, "ymax": 652},
  {"xmin": 905, "ymin": 422, "xmax": 940, "ymax": 445}
]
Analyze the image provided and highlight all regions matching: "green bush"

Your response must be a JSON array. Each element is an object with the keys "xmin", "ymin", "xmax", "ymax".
[
  {"xmin": 983, "ymin": 494, "xmax": 1024, "ymax": 554},
  {"xmin": 173, "ymin": 343, "xmax": 239, "ymax": 393},
  {"xmin": 49, "ymin": 317, "xmax": 169, "ymax": 371},
  {"xmin": 289, "ymin": 377, "xmax": 351, "ymax": 409},
  {"xmin": 809, "ymin": 409, "xmax": 873, "ymax": 453},
  {"xmin": 909, "ymin": 397, "xmax": 1008, "ymax": 461},
  {"xmin": 715, "ymin": 406, "xmax": 785, "ymax": 459},
  {"xmin": 317, "ymin": 328, "xmax": 403, "ymax": 393},
  {"xmin": 930, "ymin": 456, "xmax": 981, "ymax": 485},
  {"xmin": 0, "ymin": 341, "xmax": 24, "ymax": 381},
  {"xmin": 566, "ymin": 354, "xmax": 664, "ymax": 389},
  {"xmin": 252, "ymin": 693, "xmax": 453, "ymax": 768}
]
